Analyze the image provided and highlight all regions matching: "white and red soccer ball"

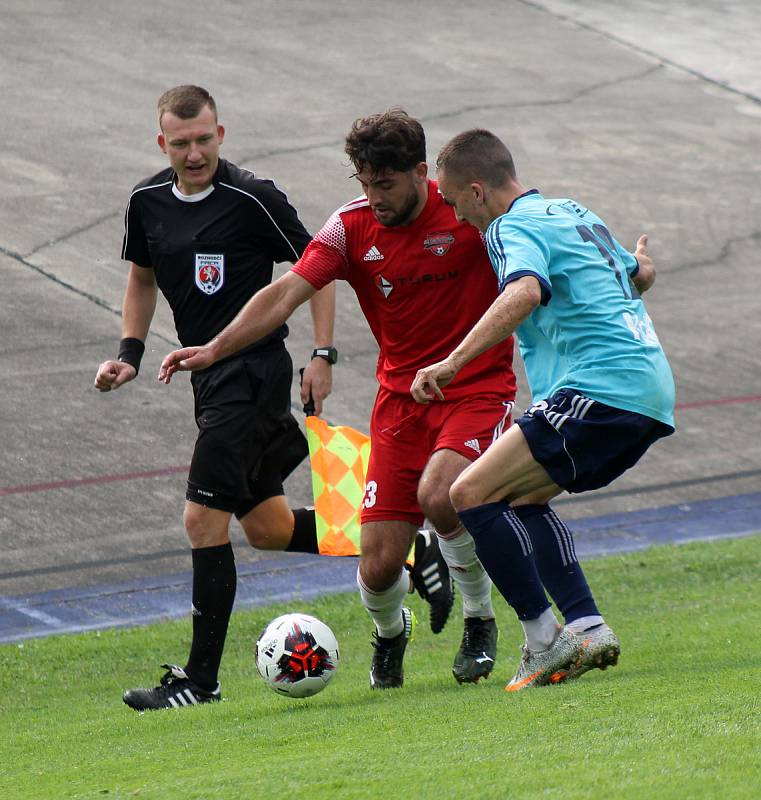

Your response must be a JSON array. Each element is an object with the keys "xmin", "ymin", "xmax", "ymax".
[{"xmin": 255, "ymin": 613, "xmax": 340, "ymax": 698}]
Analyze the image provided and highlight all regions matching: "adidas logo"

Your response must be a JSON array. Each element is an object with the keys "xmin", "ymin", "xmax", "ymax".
[
  {"xmin": 420, "ymin": 562, "xmax": 444, "ymax": 595},
  {"xmin": 464, "ymin": 438, "xmax": 481, "ymax": 454},
  {"xmin": 363, "ymin": 246, "xmax": 384, "ymax": 261}
]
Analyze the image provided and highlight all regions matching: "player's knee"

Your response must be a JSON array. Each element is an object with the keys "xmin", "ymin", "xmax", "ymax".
[
  {"xmin": 417, "ymin": 482, "xmax": 454, "ymax": 528},
  {"xmin": 243, "ymin": 520, "xmax": 269, "ymax": 549},
  {"xmin": 449, "ymin": 473, "xmax": 483, "ymax": 512},
  {"xmin": 183, "ymin": 504, "xmax": 204, "ymax": 541},
  {"xmin": 239, "ymin": 503, "xmax": 294, "ymax": 550},
  {"xmin": 183, "ymin": 504, "xmax": 229, "ymax": 548},
  {"xmin": 359, "ymin": 549, "xmax": 405, "ymax": 592},
  {"xmin": 242, "ymin": 520, "xmax": 291, "ymax": 550}
]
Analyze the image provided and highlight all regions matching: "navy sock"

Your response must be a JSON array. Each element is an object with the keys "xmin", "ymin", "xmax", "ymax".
[
  {"xmin": 457, "ymin": 502, "xmax": 550, "ymax": 620},
  {"xmin": 514, "ymin": 504, "xmax": 599, "ymax": 623},
  {"xmin": 286, "ymin": 507, "xmax": 319, "ymax": 553},
  {"xmin": 185, "ymin": 542, "xmax": 237, "ymax": 690}
]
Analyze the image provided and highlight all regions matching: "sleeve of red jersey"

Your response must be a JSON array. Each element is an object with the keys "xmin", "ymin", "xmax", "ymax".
[{"xmin": 291, "ymin": 212, "xmax": 350, "ymax": 289}]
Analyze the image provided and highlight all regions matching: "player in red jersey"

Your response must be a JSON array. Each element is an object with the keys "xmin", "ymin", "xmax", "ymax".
[{"xmin": 159, "ymin": 109, "xmax": 516, "ymax": 688}]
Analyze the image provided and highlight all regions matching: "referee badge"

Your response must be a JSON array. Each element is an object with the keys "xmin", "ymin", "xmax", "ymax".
[{"xmin": 195, "ymin": 253, "xmax": 224, "ymax": 295}]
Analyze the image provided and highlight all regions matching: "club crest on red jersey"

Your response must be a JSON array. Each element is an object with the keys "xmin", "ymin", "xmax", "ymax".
[
  {"xmin": 423, "ymin": 232, "xmax": 455, "ymax": 256},
  {"xmin": 195, "ymin": 253, "xmax": 224, "ymax": 295}
]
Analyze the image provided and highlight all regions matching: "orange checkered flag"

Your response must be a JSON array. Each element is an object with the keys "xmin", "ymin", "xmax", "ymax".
[{"xmin": 305, "ymin": 415, "xmax": 370, "ymax": 556}]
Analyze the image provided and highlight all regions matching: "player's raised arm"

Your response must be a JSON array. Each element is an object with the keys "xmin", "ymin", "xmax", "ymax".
[
  {"xmin": 631, "ymin": 234, "xmax": 656, "ymax": 294},
  {"xmin": 158, "ymin": 271, "xmax": 318, "ymax": 383}
]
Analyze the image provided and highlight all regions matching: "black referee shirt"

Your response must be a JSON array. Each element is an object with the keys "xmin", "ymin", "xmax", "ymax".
[{"xmin": 122, "ymin": 158, "xmax": 311, "ymax": 348}]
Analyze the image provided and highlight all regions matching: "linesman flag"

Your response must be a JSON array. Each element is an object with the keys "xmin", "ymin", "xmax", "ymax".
[{"xmin": 305, "ymin": 415, "xmax": 370, "ymax": 556}]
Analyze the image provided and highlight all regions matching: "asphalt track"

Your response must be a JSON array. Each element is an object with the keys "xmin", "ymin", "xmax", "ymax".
[{"xmin": 1, "ymin": 1, "xmax": 760, "ymax": 642}]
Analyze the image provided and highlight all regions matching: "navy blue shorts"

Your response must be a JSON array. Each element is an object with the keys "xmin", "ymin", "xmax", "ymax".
[{"xmin": 514, "ymin": 388, "xmax": 674, "ymax": 494}]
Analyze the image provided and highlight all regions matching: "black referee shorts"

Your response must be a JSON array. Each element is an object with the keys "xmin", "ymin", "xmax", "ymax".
[{"xmin": 186, "ymin": 345, "xmax": 308, "ymax": 518}]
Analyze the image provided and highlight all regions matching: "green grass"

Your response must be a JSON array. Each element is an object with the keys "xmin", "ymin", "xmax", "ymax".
[{"xmin": 2, "ymin": 536, "xmax": 761, "ymax": 800}]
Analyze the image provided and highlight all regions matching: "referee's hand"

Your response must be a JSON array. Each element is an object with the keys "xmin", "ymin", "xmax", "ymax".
[
  {"xmin": 94, "ymin": 360, "xmax": 136, "ymax": 392},
  {"xmin": 158, "ymin": 345, "xmax": 212, "ymax": 384}
]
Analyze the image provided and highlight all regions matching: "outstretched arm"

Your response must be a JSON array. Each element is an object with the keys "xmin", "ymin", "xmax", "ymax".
[
  {"xmin": 410, "ymin": 275, "xmax": 541, "ymax": 403},
  {"xmin": 158, "ymin": 271, "xmax": 318, "ymax": 382}
]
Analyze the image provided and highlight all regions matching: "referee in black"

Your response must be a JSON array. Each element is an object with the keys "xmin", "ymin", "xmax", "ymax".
[{"xmin": 94, "ymin": 85, "xmax": 336, "ymax": 711}]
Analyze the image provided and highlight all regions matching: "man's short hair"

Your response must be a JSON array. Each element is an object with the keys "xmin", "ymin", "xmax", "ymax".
[
  {"xmin": 436, "ymin": 129, "xmax": 516, "ymax": 187},
  {"xmin": 344, "ymin": 108, "xmax": 426, "ymax": 175},
  {"xmin": 157, "ymin": 85, "xmax": 217, "ymax": 127}
]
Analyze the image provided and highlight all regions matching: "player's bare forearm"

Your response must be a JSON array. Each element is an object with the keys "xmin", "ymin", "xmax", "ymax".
[
  {"xmin": 158, "ymin": 271, "xmax": 316, "ymax": 382},
  {"xmin": 411, "ymin": 275, "xmax": 540, "ymax": 403},
  {"xmin": 632, "ymin": 234, "xmax": 656, "ymax": 293},
  {"xmin": 449, "ymin": 277, "xmax": 538, "ymax": 370},
  {"xmin": 211, "ymin": 272, "xmax": 317, "ymax": 360}
]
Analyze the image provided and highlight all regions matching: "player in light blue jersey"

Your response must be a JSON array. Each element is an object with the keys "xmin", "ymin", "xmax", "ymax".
[
  {"xmin": 486, "ymin": 192, "xmax": 674, "ymax": 426},
  {"xmin": 411, "ymin": 128, "xmax": 676, "ymax": 692}
]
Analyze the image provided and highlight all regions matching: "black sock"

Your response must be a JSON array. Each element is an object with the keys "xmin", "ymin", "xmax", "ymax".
[
  {"xmin": 184, "ymin": 543, "xmax": 237, "ymax": 690},
  {"xmin": 514, "ymin": 504, "xmax": 599, "ymax": 623},
  {"xmin": 286, "ymin": 507, "xmax": 319, "ymax": 553}
]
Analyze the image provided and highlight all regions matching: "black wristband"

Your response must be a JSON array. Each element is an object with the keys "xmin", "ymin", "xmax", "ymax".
[
  {"xmin": 117, "ymin": 337, "xmax": 145, "ymax": 376},
  {"xmin": 311, "ymin": 346, "xmax": 338, "ymax": 365}
]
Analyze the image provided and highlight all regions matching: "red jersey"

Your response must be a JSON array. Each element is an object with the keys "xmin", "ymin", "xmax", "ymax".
[{"xmin": 292, "ymin": 180, "xmax": 516, "ymax": 400}]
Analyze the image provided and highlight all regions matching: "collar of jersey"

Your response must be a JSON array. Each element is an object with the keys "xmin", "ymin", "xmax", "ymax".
[
  {"xmin": 172, "ymin": 180, "xmax": 215, "ymax": 203},
  {"xmin": 505, "ymin": 188, "xmax": 541, "ymax": 215}
]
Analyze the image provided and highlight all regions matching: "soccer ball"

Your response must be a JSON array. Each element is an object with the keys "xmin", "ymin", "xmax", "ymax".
[{"xmin": 255, "ymin": 613, "xmax": 340, "ymax": 698}]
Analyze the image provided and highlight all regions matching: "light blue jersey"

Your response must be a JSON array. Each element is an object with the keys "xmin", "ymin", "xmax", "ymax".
[{"xmin": 485, "ymin": 191, "xmax": 675, "ymax": 429}]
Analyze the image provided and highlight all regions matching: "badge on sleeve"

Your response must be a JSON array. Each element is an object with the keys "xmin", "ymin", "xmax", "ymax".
[{"xmin": 195, "ymin": 253, "xmax": 224, "ymax": 295}]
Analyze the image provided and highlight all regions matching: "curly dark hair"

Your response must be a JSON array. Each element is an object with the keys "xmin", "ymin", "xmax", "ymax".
[
  {"xmin": 344, "ymin": 108, "xmax": 426, "ymax": 175},
  {"xmin": 158, "ymin": 85, "xmax": 217, "ymax": 127}
]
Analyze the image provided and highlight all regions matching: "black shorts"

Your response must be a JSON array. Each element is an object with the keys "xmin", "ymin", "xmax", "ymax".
[
  {"xmin": 186, "ymin": 345, "xmax": 308, "ymax": 517},
  {"xmin": 515, "ymin": 388, "xmax": 674, "ymax": 494}
]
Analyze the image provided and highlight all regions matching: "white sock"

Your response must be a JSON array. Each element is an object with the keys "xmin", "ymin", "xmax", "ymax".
[
  {"xmin": 521, "ymin": 607, "xmax": 561, "ymax": 652},
  {"xmin": 566, "ymin": 615, "xmax": 604, "ymax": 635},
  {"xmin": 436, "ymin": 524, "xmax": 495, "ymax": 619},
  {"xmin": 357, "ymin": 566, "xmax": 409, "ymax": 638}
]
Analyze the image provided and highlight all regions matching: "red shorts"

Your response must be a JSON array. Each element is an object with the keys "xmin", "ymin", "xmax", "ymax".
[{"xmin": 360, "ymin": 389, "xmax": 514, "ymax": 526}]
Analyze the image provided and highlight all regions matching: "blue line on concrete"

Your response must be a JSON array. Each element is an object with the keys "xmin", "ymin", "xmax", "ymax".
[{"xmin": 2, "ymin": 492, "xmax": 759, "ymax": 644}]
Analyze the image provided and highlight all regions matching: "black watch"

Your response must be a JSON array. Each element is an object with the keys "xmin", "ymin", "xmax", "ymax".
[{"xmin": 312, "ymin": 346, "xmax": 338, "ymax": 365}]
